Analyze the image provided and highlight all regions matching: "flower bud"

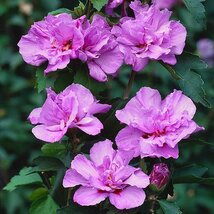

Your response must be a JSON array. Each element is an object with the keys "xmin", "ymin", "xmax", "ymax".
[{"xmin": 150, "ymin": 163, "xmax": 170, "ymax": 192}]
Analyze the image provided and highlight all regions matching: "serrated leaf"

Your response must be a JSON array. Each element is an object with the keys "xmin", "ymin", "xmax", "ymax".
[
  {"xmin": 183, "ymin": 0, "xmax": 206, "ymax": 28},
  {"xmin": 3, "ymin": 167, "xmax": 42, "ymax": 192},
  {"xmin": 91, "ymin": 0, "xmax": 108, "ymax": 11},
  {"xmin": 41, "ymin": 143, "xmax": 67, "ymax": 157},
  {"xmin": 73, "ymin": 66, "xmax": 106, "ymax": 94},
  {"xmin": 101, "ymin": 98, "xmax": 128, "ymax": 140},
  {"xmin": 36, "ymin": 69, "xmax": 46, "ymax": 93},
  {"xmin": 173, "ymin": 164, "xmax": 214, "ymax": 185},
  {"xmin": 173, "ymin": 164, "xmax": 207, "ymax": 183},
  {"xmin": 57, "ymin": 204, "xmax": 97, "ymax": 214},
  {"xmin": 172, "ymin": 53, "xmax": 210, "ymax": 107},
  {"xmin": 71, "ymin": 2, "xmax": 85, "ymax": 18},
  {"xmin": 49, "ymin": 8, "xmax": 72, "ymax": 15},
  {"xmin": 158, "ymin": 200, "xmax": 182, "ymax": 214},
  {"xmin": 30, "ymin": 195, "xmax": 59, "ymax": 214},
  {"xmin": 30, "ymin": 187, "xmax": 48, "ymax": 202},
  {"xmin": 32, "ymin": 156, "xmax": 65, "ymax": 172}
]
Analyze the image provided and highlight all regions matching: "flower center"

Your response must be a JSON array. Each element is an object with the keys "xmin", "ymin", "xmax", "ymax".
[
  {"xmin": 143, "ymin": 128, "xmax": 166, "ymax": 139},
  {"xmin": 62, "ymin": 40, "xmax": 72, "ymax": 51}
]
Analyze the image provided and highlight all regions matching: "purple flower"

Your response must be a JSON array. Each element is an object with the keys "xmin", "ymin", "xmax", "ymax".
[
  {"xmin": 63, "ymin": 140, "xmax": 150, "ymax": 209},
  {"xmin": 115, "ymin": 87, "xmax": 204, "ymax": 159},
  {"xmin": 152, "ymin": 0, "xmax": 178, "ymax": 9},
  {"xmin": 197, "ymin": 38, "xmax": 214, "ymax": 67},
  {"xmin": 150, "ymin": 163, "xmax": 170, "ymax": 191},
  {"xmin": 18, "ymin": 13, "xmax": 84, "ymax": 74},
  {"xmin": 79, "ymin": 15, "xmax": 123, "ymax": 82},
  {"xmin": 28, "ymin": 84, "xmax": 111, "ymax": 143},
  {"xmin": 112, "ymin": 0, "xmax": 187, "ymax": 71}
]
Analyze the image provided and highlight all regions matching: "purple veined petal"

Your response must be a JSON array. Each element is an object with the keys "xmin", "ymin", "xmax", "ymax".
[
  {"xmin": 162, "ymin": 90, "xmax": 196, "ymax": 120},
  {"xmin": 114, "ymin": 165, "xmax": 136, "ymax": 182},
  {"xmin": 88, "ymin": 103, "xmax": 111, "ymax": 115},
  {"xmin": 32, "ymin": 124, "xmax": 67, "ymax": 143},
  {"xmin": 124, "ymin": 170, "xmax": 150, "ymax": 188},
  {"xmin": 115, "ymin": 127, "xmax": 142, "ymax": 157},
  {"xmin": 71, "ymin": 154, "xmax": 99, "ymax": 179},
  {"xmin": 73, "ymin": 186, "xmax": 108, "ymax": 206},
  {"xmin": 132, "ymin": 57, "xmax": 149, "ymax": 72},
  {"xmin": 159, "ymin": 54, "xmax": 176, "ymax": 65},
  {"xmin": 140, "ymin": 139, "xmax": 179, "ymax": 159},
  {"xmin": 136, "ymin": 87, "xmax": 162, "ymax": 109},
  {"xmin": 89, "ymin": 177, "xmax": 112, "ymax": 192},
  {"xmin": 165, "ymin": 121, "xmax": 204, "ymax": 148},
  {"xmin": 92, "ymin": 46, "xmax": 123, "ymax": 75},
  {"xmin": 68, "ymin": 84, "xmax": 95, "ymax": 116},
  {"xmin": 28, "ymin": 107, "xmax": 42, "ymax": 125},
  {"xmin": 109, "ymin": 186, "xmax": 146, "ymax": 210},
  {"xmin": 169, "ymin": 21, "xmax": 187, "ymax": 55},
  {"xmin": 17, "ymin": 35, "xmax": 47, "ymax": 66},
  {"xmin": 60, "ymin": 91, "xmax": 79, "ymax": 126},
  {"xmin": 63, "ymin": 169, "xmax": 88, "ymax": 188},
  {"xmin": 115, "ymin": 97, "xmax": 145, "ymax": 127},
  {"xmin": 87, "ymin": 60, "xmax": 108, "ymax": 82},
  {"xmin": 114, "ymin": 150, "xmax": 135, "ymax": 166},
  {"xmin": 44, "ymin": 55, "xmax": 71, "ymax": 74},
  {"xmin": 76, "ymin": 116, "xmax": 103, "ymax": 136},
  {"xmin": 90, "ymin": 140, "xmax": 115, "ymax": 167},
  {"xmin": 39, "ymin": 97, "xmax": 65, "ymax": 126}
]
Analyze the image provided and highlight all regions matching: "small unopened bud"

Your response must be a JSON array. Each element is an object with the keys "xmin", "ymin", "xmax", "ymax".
[{"xmin": 150, "ymin": 163, "xmax": 170, "ymax": 192}]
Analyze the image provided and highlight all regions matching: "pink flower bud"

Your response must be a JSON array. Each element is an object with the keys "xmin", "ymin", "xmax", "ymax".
[{"xmin": 150, "ymin": 163, "xmax": 170, "ymax": 191}]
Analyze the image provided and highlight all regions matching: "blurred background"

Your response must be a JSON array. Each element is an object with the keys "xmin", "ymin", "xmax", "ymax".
[{"xmin": 0, "ymin": 0, "xmax": 213, "ymax": 213}]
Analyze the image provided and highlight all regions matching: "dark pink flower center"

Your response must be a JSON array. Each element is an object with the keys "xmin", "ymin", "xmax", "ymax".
[{"xmin": 62, "ymin": 40, "xmax": 72, "ymax": 51}]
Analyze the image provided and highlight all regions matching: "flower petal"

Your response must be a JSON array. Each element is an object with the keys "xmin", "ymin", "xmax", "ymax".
[
  {"xmin": 32, "ymin": 125, "xmax": 66, "ymax": 143},
  {"xmin": 90, "ymin": 140, "xmax": 115, "ymax": 167},
  {"xmin": 109, "ymin": 186, "xmax": 146, "ymax": 210},
  {"xmin": 63, "ymin": 169, "xmax": 88, "ymax": 188},
  {"xmin": 74, "ymin": 187, "xmax": 108, "ymax": 206},
  {"xmin": 71, "ymin": 154, "xmax": 98, "ymax": 179},
  {"xmin": 76, "ymin": 116, "xmax": 103, "ymax": 136},
  {"xmin": 28, "ymin": 107, "xmax": 42, "ymax": 124},
  {"xmin": 124, "ymin": 170, "xmax": 150, "ymax": 188}
]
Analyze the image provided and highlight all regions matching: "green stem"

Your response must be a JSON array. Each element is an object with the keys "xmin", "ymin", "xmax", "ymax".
[
  {"xmin": 86, "ymin": 0, "xmax": 92, "ymax": 18},
  {"xmin": 123, "ymin": 70, "xmax": 136, "ymax": 99}
]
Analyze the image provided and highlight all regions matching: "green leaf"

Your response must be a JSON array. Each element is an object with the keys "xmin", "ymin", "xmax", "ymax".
[
  {"xmin": 73, "ymin": 65, "xmax": 106, "ymax": 94},
  {"xmin": 36, "ymin": 69, "xmax": 46, "ymax": 93},
  {"xmin": 49, "ymin": 8, "xmax": 72, "ymax": 15},
  {"xmin": 158, "ymin": 200, "xmax": 182, "ymax": 214},
  {"xmin": 173, "ymin": 164, "xmax": 207, "ymax": 183},
  {"xmin": 54, "ymin": 72, "xmax": 74, "ymax": 93},
  {"xmin": 32, "ymin": 156, "xmax": 65, "ymax": 172},
  {"xmin": 183, "ymin": 0, "xmax": 206, "ymax": 28},
  {"xmin": 173, "ymin": 164, "xmax": 214, "ymax": 185},
  {"xmin": 101, "ymin": 98, "xmax": 128, "ymax": 140},
  {"xmin": 30, "ymin": 195, "xmax": 59, "ymax": 214},
  {"xmin": 3, "ymin": 167, "xmax": 42, "ymax": 192},
  {"xmin": 91, "ymin": 0, "xmax": 108, "ymax": 11},
  {"xmin": 71, "ymin": 2, "xmax": 85, "ymax": 18},
  {"xmin": 30, "ymin": 187, "xmax": 48, "ymax": 202},
  {"xmin": 41, "ymin": 143, "xmax": 67, "ymax": 158},
  {"xmin": 57, "ymin": 204, "xmax": 97, "ymax": 214},
  {"xmin": 173, "ymin": 53, "xmax": 210, "ymax": 107}
]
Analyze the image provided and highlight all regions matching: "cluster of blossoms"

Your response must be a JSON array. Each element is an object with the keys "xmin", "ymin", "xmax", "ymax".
[
  {"xmin": 19, "ymin": 0, "xmax": 204, "ymax": 211},
  {"xmin": 18, "ymin": 0, "xmax": 186, "ymax": 80}
]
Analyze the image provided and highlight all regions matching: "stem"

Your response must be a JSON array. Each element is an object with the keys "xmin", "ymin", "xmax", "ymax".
[
  {"xmin": 86, "ymin": 0, "xmax": 91, "ymax": 18},
  {"xmin": 123, "ymin": 70, "xmax": 136, "ymax": 99},
  {"xmin": 39, "ymin": 172, "xmax": 51, "ymax": 189},
  {"xmin": 149, "ymin": 200, "xmax": 156, "ymax": 214},
  {"xmin": 66, "ymin": 188, "xmax": 72, "ymax": 206}
]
